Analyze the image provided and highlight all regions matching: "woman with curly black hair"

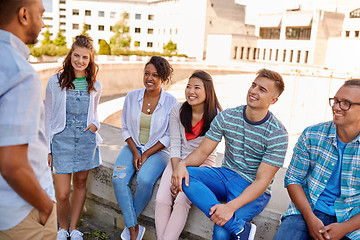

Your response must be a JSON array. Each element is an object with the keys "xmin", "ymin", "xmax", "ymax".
[{"xmin": 112, "ymin": 56, "xmax": 177, "ymax": 240}]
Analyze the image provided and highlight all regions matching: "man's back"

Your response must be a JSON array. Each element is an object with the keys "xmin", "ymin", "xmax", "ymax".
[{"xmin": 0, "ymin": 29, "xmax": 54, "ymax": 231}]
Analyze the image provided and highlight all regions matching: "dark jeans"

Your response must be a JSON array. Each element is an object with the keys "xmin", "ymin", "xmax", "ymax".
[{"xmin": 274, "ymin": 210, "xmax": 351, "ymax": 240}]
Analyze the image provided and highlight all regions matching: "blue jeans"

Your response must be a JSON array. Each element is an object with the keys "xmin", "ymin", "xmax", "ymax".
[
  {"xmin": 182, "ymin": 167, "xmax": 270, "ymax": 240},
  {"xmin": 274, "ymin": 210, "xmax": 351, "ymax": 240},
  {"xmin": 112, "ymin": 145, "xmax": 169, "ymax": 227}
]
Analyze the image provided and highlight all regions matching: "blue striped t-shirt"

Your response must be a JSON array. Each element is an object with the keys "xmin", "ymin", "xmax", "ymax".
[{"xmin": 205, "ymin": 105, "xmax": 288, "ymax": 193}]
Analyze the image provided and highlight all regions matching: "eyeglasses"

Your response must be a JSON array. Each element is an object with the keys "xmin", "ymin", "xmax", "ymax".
[{"xmin": 329, "ymin": 98, "xmax": 360, "ymax": 111}]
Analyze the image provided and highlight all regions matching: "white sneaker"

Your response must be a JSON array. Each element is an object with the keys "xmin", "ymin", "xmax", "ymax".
[
  {"xmin": 137, "ymin": 225, "xmax": 145, "ymax": 240},
  {"xmin": 121, "ymin": 225, "xmax": 145, "ymax": 240},
  {"xmin": 121, "ymin": 227, "xmax": 130, "ymax": 240},
  {"xmin": 70, "ymin": 229, "xmax": 83, "ymax": 240},
  {"xmin": 57, "ymin": 229, "xmax": 69, "ymax": 240}
]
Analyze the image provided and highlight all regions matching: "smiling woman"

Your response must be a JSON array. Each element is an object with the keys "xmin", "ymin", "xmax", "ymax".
[
  {"xmin": 44, "ymin": 35, "xmax": 102, "ymax": 240},
  {"xmin": 111, "ymin": 56, "xmax": 177, "ymax": 240}
]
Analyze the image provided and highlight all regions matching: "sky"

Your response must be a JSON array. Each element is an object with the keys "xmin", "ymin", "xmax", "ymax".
[{"xmin": 43, "ymin": 0, "xmax": 52, "ymax": 12}]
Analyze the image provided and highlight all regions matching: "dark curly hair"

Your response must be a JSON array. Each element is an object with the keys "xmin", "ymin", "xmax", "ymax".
[
  {"xmin": 145, "ymin": 56, "xmax": 173, "ymax": 84},
  {"xmin": 57, "ymin": 35, "xmax": 99, "ymax": 94},
  {"xmin": 180, "ymin": 70, "xmax": 222, "ymax": 136}
]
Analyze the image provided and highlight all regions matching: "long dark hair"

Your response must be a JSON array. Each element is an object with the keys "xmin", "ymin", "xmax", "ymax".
[
  {"xmin": 57, "ymin": 35, "xmax": 98, "ymax": 94},
  {"xmin": 180, "ymin": 70, "xmax": 222, "ymax": 136}
]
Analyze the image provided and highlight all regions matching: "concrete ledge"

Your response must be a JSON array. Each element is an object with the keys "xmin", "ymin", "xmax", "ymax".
[{"xmin": 84, "ymin": 123, "xmax": 290, "ymax": 239}]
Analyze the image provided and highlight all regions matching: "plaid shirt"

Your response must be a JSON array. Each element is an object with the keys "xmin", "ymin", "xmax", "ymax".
[{"xmin": 284, "ymin": 121, "xmax": 360, "ymax": 240}]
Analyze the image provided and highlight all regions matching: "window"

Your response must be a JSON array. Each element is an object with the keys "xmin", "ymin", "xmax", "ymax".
[
  {"xmin": 275, "ymin": 49, "xmax": 279, "ymax": 61},
  {"xmin": 86, "ymin": 24, "xmax": 91, "ymax": 30},
  {"xmin": 263, "ymin": 49, "xmax": 266, "ymax": 60},
  {"xmin": 72, "ymin": 9, "xmax": 79, "ymax": 15},
  {"xmin": 286, "ymin": 27, "xmax": 311, "ymax": 40},
  {"xmin": 135, "ymin": 28, "xmax": 141, "ymax": 33},
  {"xmin": 290, "ymin": 50, "xmax": 294, "ymax": 62},
  {"xmin": 253, "ymin": 48, "xmax": 257, "ymax": 60},
  {"xmin": 147, "ymin": 28, "xmax": 154, "ymax": 34},
  {"xmin": 135, "ymin": 13, "xmax": 141, "ymax": 20},
  {"xmin": 60, "ymin": 15, "xmax": 66, "ymax": 18},
  {"xmin": 123, "ymin": 12, "xmax": 129, "ymax": 19},
  {"xmin": 170, "ymin": 29, "xmax": 172, "ymax": 35},
  {"xmin": 356, "ymin": 31, "xmax": 359, "ymax": 37},
  {"xmin": 60, "ymin": 22, "xmax": 66, "ymax": 26},
  {"xmin": 283, "ymin": 50, "xmax": 286, "ymax": 62},
  {"xmin": 234, "ymin": 46, "xmax": 238, "ymax": 59},
  {"xmin": 98, "ymin": 25, "xmax": 104, "ymax": 31},
  {"xmin": 297, "ymin": 50, "xmax": 301, "ymax": 63},
  {"xmin": 134, "ymin": 41, "xmax": 140, "ymax": 47},
  {"xmin": 123, "ymin": 27, "xmax": 129, "ymax": 33},
  {"xmin": 269, "ymin": 49, "xmax": 272, "ymax": 60},
  {"xmin": 147, "ymin": 42, "xmax": 153, "ymax": 48},
  {"xmin": 247, "ymin": 47, "xmax": 251, "ymax": 60},
  {"xmin": 259, "ymin": 28, "xmax": 280, "ymax": 39},
  {"xmin": 110, "ymin": 26, "xmax": 113, "ymax": 31},
  {"xmin": 148, "ymin": 14, "xmax": 154, "ymax": 20},
  {"xmin": 59, "ymin": 0, "xmax": 66, "ymax": 4},
  {"xmin": 60, "ymin": 8, "xmax": 66, "ymax": 12},
  {"xmin": 345, "ymin": 31, "xmax": 350, "ymax": 37},
  {"xmin": 350, "ymin": 8, "xmax": 360, "ymax": 18},
  {"xmin": 98, "ymin": 11, "xmax": 105, "ymax": 17},
  {"xmin": 110, "ymin": 12, "xmax": 116, "ymax": 18},
  {"xmin": 257, "ymin": 48, "xmax": 260, "ymax": 59},
  {"xmin": 304, "ymin": 51, "xmax": 309, "ymax": 63},
  {"xmin": 72, "ymin": 24, "xmax": 79, "ymax": 29},
  {"xmin": 85, "ymin": 10, "xmax": 91, "ymax": 16},
  {"xmin": 240, "ymin": 47, "xmax": 244, "ymax": 59}
]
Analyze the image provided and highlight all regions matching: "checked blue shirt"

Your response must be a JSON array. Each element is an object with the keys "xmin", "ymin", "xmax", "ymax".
[{"xmin": 283, "ymin": 121, "xmax": 360, "ymax": 239}]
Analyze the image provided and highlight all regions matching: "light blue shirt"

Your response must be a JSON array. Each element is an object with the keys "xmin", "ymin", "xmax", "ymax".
[
  {"xmin": 315, "ymin": 134, "xmax": 345, "ymax": 215},
  {"xmin": 0, "ymin": 30, "xmax": 55, "ymax": 230},
  {"xmin": 121, "ymin": 87, "xmax": 177, "ymax": 153}
]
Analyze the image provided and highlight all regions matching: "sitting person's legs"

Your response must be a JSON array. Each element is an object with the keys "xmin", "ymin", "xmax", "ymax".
[
  {"xmin": 183, "ymin": 167, "xmax": 270, "ymax": 238},
  {"xmin": 134, "ymin": 150, "xmax": 169, "ymax": 217},
  {"xmin": 274, "ymin": 210, "xmax": 351, "ymax": 240}
]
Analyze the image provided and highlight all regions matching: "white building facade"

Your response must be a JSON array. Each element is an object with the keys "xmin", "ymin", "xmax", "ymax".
[{"xmin": 51, "ymin": 0, "xmax": 249, "ymax": 60}]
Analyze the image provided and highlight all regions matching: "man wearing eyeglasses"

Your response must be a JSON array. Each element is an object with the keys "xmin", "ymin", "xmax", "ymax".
[{"xmin": 274, "ymin": 79, "xmax": 360, "ymax": 240}]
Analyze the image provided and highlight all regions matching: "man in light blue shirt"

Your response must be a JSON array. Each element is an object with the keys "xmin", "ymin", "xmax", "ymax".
[
  {"xmin": 0, "ymin": 0, "xmax": 56, "ymax": 239},
  {"xmin": 274, "ymin": 80, "xmax": 360, "ymax": 240}
]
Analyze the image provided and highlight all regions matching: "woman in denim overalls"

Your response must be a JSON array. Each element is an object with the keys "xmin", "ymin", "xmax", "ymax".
[{"xmin": 45, "ymin": 35, "xmax": 102, "ymax": 240}]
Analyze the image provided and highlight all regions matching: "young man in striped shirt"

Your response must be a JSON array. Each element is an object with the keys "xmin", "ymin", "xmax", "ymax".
[
  {"xmin": 274, "ymin": 80, "xmax": 360, "ymax": 240},
  {"xmin": 172, "ymin": 69, "xmax": 288, "ymax": 240}
]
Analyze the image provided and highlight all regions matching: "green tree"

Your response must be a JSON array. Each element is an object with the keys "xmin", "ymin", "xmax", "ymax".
[
  {"xmin": 110, "ymin": 12, "xmax": 131, "ymax": 49},
  {"xmin": 41, "ymin": 28, "xmax": 52, "ymax": 45},
  {"xmin": 81, "ymin": 22, "xmax": 89, "ymax": 36},
  {"xmin": 163, "ymin": 40, "xmax": 177, "ymax": 55},
  {"xmin": 98, "ymin": 39, "xmax": 111, "ymax": 55},
  {"xmin": 53, "ymin": 30, "xmax": 66, "ymax": 46}
]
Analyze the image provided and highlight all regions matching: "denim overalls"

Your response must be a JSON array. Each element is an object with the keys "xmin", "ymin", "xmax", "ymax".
[{"xmin": 52, "ymin": 90, "xmax": 100, "ymax": 174}]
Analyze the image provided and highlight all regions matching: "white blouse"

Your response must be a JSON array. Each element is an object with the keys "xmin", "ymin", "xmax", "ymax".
[{"xmin": 121, "ymin": 87, "xmax": 177, "ymax": 153}]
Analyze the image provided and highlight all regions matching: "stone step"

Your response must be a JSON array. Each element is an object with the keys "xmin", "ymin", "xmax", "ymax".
[{"xmin": 83, "ymin": 123, "xmax": 290, "ymax": 239}]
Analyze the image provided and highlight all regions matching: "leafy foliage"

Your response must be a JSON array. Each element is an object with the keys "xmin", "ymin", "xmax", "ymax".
[
  {"xmin": 53, "ymin": 31, "xmax": 66, "ymax": 46},
  {"xmin": 163, "ymin": 40, "xmax": 177, "ymax": 55},
  {"xmin": 110, "ymin": 12, "xmax": 131, "ymax": 49},
  {"xmin": 98, "ymin": 39, "xmax": 111, "ymax": 55}
]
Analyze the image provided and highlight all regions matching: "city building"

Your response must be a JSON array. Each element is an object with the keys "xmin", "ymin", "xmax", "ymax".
[{"xmin": 51, "ymin": 0, "xmax": 250, "ymax": 60}]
